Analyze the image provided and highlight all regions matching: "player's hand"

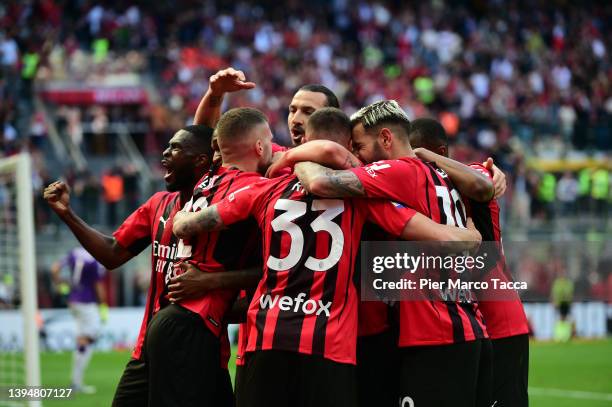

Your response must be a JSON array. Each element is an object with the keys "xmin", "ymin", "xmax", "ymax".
[
  {"xmin": 99, "ymin": 303, "xmax": 109, "ymax": 324},
  {"xmin": 43, "ymin": 181, "xmax": 71, "ymax": 214},
  {"xmin": 209, "ymin": 67, "xmax": 256, "ymax": 97},
  {"xmin": 167, "ymin": 263, "xmax": 220, "ymax": 303},
  {"xmin": 483, "ymin": 157, "xmax": 507, "ymax": 199}
]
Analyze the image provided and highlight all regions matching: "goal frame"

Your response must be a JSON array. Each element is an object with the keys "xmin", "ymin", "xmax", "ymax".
[{"xmin": 0, "ymin": 153, "xmax": 41, "ymax": 404}]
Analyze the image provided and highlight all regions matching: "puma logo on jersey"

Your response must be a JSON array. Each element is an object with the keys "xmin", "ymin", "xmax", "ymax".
[{"xmin": 159, "ymin": 216, "xmax": 168, "ymax": 228}]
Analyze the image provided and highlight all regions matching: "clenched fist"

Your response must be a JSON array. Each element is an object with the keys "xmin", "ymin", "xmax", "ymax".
[{"xmin": 43, "ymin": 181, "xmax": 71, "ymax": 215}]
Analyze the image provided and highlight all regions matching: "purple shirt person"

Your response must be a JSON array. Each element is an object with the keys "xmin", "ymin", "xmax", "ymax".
[
  {"xmin": 52, "ymin": 247, "xmax": 107, "ymax": 393},
  {"xmin": 60, "ymin": 247, "xmax": 106, "ymax": 304}
]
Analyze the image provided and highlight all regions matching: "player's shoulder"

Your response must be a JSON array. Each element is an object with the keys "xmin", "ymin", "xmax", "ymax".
[{"xmin": 147, "ymin": 190, "xmax": 177, "ymax": 204}]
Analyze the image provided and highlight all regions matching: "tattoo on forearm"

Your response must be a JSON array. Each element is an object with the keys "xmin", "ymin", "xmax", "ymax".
[
  {"xmin": 342, "ymin": 153, "xmax": 360, "ymax": 168},
  {"xmin": 326, "ymin": 169, "xmax": 365, "ymax": 197},
  {"xmin": 178, "ymin": 207, "xmax": 224, "ymax": 236}
]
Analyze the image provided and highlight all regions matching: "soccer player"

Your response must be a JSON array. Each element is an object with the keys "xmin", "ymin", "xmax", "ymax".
[
  {"xmin": 408, "ymin": 117, "xmax": 530, "ymax": 407},
  {"xmin": 193, "ymin": 66, "xmax": 339, "ymax": 148},
  {"xmin": 44, "ymin": 125, "xmax": 215, "ymax": 407},
  {"xmin": 189, "ymin": 67, "xmax": 341, "ymax": 390},
  {"xmin": 162, "ymin": 107, "xmax": 271, "ymax": 407},
  {"xmin": 293, "ymin": 100, "xmax": 491, "ymax": 407},
  {"xmin": 172, "ymin": 108, "xmax": 482, "ymax": 407},
  {"xmin": 51, "ymin": 247, "xmax": 107, "ymax": 394}
]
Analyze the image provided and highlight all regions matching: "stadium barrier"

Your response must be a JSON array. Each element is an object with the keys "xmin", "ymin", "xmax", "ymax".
[{"xmin": 0, "ymin": 303, "xmax": 609, "ymax": 351}]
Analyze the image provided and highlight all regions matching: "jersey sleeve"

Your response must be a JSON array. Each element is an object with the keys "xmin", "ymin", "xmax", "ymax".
[
  {"xmin": 216, "ymin": 179, "xmax": 271, "ymax": 226},
  {"xmin": 113, "ymin": 193, "xmax": 161, "ymax": 255},
  {"xmin": 350, "ymin": 159, "xmax": 420, "ymax": 203},
  {"xmin": 469, "ymin": 163, "xmax": 493, "ymax": 180},
  {"xmin": 359, "ymin": 199, "xmax": 417, "ymax": 238}
]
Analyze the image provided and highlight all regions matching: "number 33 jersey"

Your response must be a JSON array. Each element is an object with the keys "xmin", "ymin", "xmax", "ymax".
[{"xmin": 216, "ymin": 174, "xmax": 415, "ymax": 364}]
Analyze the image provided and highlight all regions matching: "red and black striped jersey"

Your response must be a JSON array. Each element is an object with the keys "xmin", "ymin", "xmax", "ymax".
[
  {"xmin": 235, "ymin": 289, "xmax": 250, "ymax": 367},
  {"xmin": 175, "ymin": 166, "xmax": 264, "ymax": 337},
  {"xmin": 357, "ymin": 223, "xmax": 395, "ymax": 337},
  {"xmin": 216, "ymin": 174, "xmax": 415, "ymax": 364},
  {"xmin": 468, "ymin": 163, "xmax": 529, "ymax": 339},
  {"xmin": 113, "ymin": 191, "xmax": 184, "ymax": 360},
  {"xmin": 350, "ymin": 157, "xmax": 489, "ymax": 347}
]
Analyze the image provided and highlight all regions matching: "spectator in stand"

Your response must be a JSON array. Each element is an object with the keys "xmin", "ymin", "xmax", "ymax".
[
  {"xmin": 591, "ymin": 168, "xmax": 609, "ymax": 220},
  {"xmin": 122, "ymin": 164, "xmax": 139, "ymax": 217},
  {"xmin": 80, "ymin": 171, "xmax": 101, "ymax": 225},
  {"xmin": 101, "ymin": 167, "xmax": 124, "ymax": 227},
  {"xmin": 556, "ymin": 171, "xmax": 578, "ymax": 216}
]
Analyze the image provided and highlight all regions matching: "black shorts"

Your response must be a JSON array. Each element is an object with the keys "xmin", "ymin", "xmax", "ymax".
[
  {"xmin": 112, "ymin": 358, "xmax": 148, "ymax": 407},
  {"xmin": 145, "ymin": 304, "xmax": 223, "ymax": 407},
  {"xmin": 237, "ymin": 350, "xmax": 356, "ymax": 407},
  {"xmin": 234, "ymin": 364, "xmax": 245, "ymax": 403},
  {"xmin": 477, "ymin": 338, "xmax": 493, "ymax": 407},
  {"xmin": 217, "ymin": 367, "xmax": 236, "ymax": 407},
  {"xmin": 490, "ymin": 334, "xmax": 529, "ymax": 407},
  {"xmin": 398, "ymin": 339, "xmax": 484, "ymax": 407},
  {"xmin": 356, "ymin": 330, "xmax": 399, "ymax": 407}
]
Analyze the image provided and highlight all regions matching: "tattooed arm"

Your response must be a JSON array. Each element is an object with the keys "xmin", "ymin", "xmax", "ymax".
[
  {"xmin": 294, "ymin": 162, "xmax": 366, "ymax": 198},
  {"xmin": 172, "ymin": 205, "xmax": 226, "ymax": 238},
  {"xmin": 266, "ymin": 140, "xmax": 361, "ymax": 178}
]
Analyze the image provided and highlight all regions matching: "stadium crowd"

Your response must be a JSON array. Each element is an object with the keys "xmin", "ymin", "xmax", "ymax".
[{"xmin": 0, "ymin": 0, "xmax": 610, "ymax": 229}]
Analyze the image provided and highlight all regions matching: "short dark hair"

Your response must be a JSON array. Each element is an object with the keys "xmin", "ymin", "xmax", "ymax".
[
  {"xmin": 408, "ymin": 118, "xmax": 448, "ymax": 150},
  {"xmin": 216, "ymin": 108, "xmax": 268, "ymax": 144},
  {"xmin": 181, "ymin": 124, "xmax": 214, "ymax": 157},
  {"xmin": 306, "ymin": 107, "xmax": 351, "ymax": 144},
  {"xmin": 350, "ymin": 100, "xmax": 411, "ymax": 138},
  {"xmin": 298, "ymin": 84, "xmax": 340, "ymax": 108}
]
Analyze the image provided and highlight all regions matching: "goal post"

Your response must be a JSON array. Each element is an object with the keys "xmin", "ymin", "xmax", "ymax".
[{"xmin": 0, "ymin": 153, "xmax": 41, "ymax": 406}]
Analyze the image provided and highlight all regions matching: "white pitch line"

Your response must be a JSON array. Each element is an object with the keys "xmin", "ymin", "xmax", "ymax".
[{"xmin": 530, "ymin": 387, "xmax": 612, "ymax": 402}]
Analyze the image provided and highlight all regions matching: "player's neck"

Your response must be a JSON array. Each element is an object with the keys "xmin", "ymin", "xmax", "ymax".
[
  {"xmin": 391, "ymin": 143, "xmax": 416, "ymax": 159},
  {"xmin": 222, "ymin": 157, "xmax": 259, "ymax": 173},
  {"xmin": 179, "ymin": 187, "xmax": 195, "ymax": 205}
]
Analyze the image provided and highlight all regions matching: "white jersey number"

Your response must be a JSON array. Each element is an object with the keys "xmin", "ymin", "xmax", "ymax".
[{"xmin": 267, "ymin": 199, "xmax": 345, "ymax": 272}]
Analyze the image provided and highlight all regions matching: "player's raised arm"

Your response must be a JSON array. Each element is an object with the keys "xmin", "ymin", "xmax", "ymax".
[
  {"xmin": 193, "ymin": 67, "xmax": 256, "ymax": 127},
  {"xmin": 172, "ymin": 205, "xmax": 227, "ymax": 238},
  {"xmin": 43, "ymin": 181, "xmax": 133, "ymax": 269},
  {"xmin": 294, "ymin": 161, "xmax": 366, "ymax": 198},
  {"xmin": 413, "ymin": 147, "xmax": 494, "ymax": 202}
]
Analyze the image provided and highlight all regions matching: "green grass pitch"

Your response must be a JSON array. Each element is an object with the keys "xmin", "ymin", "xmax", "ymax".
[{"xmin": 36, "ymin": 339, "xmax": 612, "ymax": 406}]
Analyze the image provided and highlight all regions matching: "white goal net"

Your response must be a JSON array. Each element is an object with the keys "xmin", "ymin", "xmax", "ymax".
[{"xmin": 0, "ymin": 154, "xmax": 41, "ymax": 407}]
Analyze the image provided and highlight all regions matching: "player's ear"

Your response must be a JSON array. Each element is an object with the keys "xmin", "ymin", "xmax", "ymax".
[
  {"xmin": 255, "ymin": 139, "xmax": 264, "ymax": 157},
  {"xmin": 437, "ymin": 145, "xmax": 448, "ymax": 157},
  {"xmin": 380, "ymin": 128, "xmax": 393, "ymax": 149}
]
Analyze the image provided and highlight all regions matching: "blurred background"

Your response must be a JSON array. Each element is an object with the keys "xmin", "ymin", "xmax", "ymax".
[{"xmin": 0, "ymin": 0, "xmax": 610, "ymax": 405}]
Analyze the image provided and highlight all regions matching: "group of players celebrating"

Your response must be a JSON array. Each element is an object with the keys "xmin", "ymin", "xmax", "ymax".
[{"xmin": 44, "ymin": 67, "xmax": 529, "ymax": 407}]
